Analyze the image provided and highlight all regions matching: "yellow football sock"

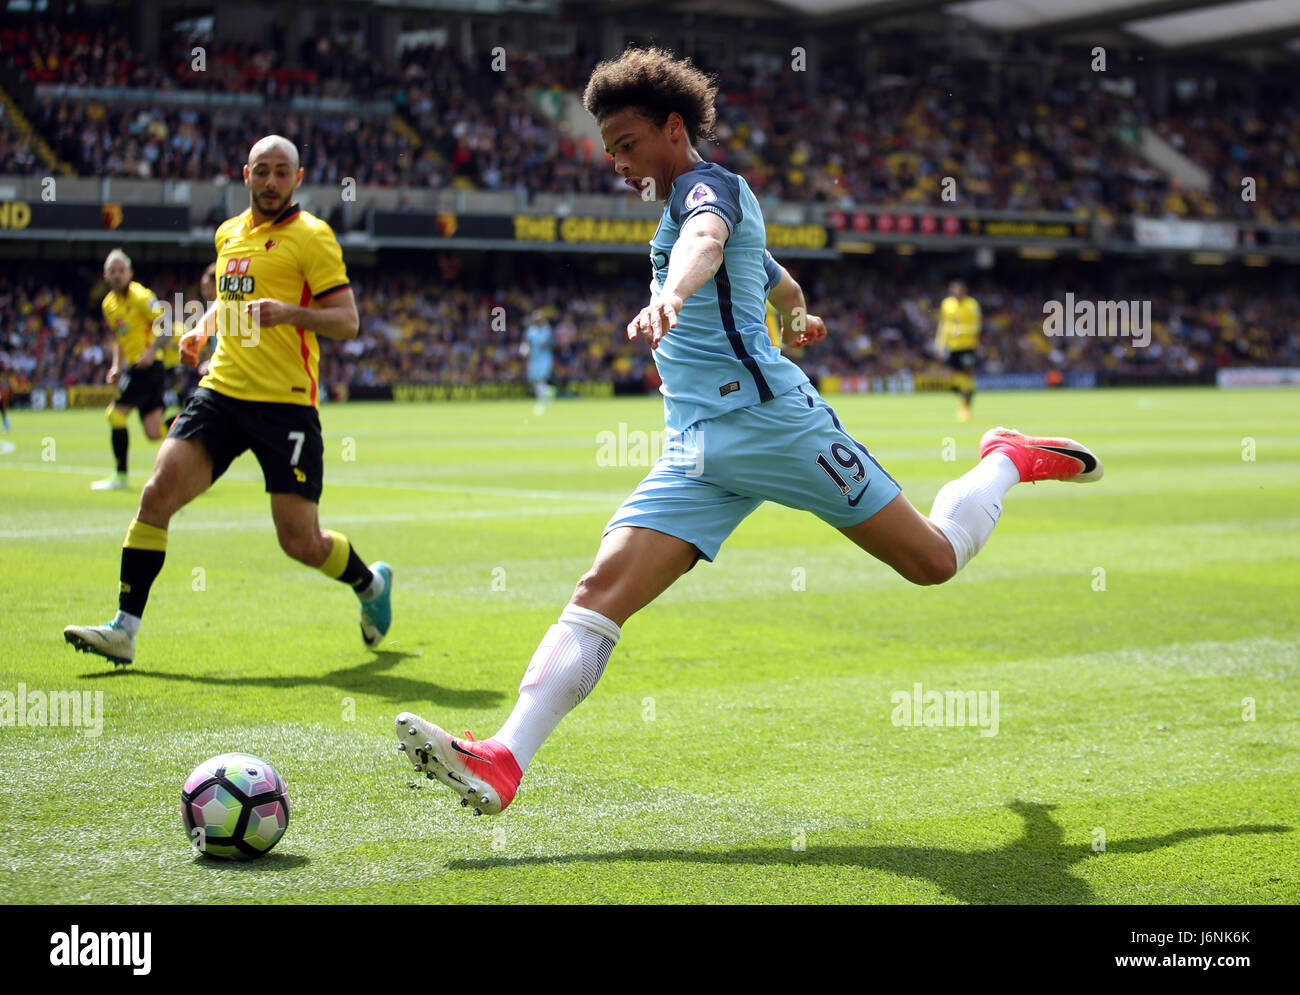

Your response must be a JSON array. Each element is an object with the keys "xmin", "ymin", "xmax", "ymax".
[
  {"xmin": 320, "ymin": 529, "xmax": 351, "ymax": 579},
  {"xmin": 123, "ymin": 518, "xmax": 168, "ymax": 551}
]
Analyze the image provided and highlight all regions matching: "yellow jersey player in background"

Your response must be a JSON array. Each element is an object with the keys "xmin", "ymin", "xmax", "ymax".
[
  {"xmin": 166, "ymin": 260, "xmax": 218, "ymax": 430},
  {"xmin": 94, "ymin": 248, "xmax": 170, "ymax": 490},
  {"xmin": 65, "ymin": 135, "xmax": 394, "ymax": 666},
  {"xmin": 934, "ymin": 279, "xmax": 981, "ymax": 422}
]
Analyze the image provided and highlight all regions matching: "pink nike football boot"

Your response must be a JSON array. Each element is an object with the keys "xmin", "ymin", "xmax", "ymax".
[{"xmin": 395, "ymin": 712, "xmax": 523, "ymax": 816}]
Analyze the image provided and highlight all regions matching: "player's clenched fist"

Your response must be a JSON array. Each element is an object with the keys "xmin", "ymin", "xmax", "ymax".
[
  {"xmin": 627, "ymin": 293, "xmax": 684, "ymax": 349},
  {"xmin": 791, "ymin": 314, "xmax": 827, "ymax": 348},
  {"xmin": 179, "ymin": 327, "xmax": 210, "ymax": 368}
]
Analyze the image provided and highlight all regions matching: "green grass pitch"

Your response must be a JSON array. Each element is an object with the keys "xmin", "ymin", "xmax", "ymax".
[{"xmin": 1, "ymin": 386, "xmax": 1296, "ymax": 904}]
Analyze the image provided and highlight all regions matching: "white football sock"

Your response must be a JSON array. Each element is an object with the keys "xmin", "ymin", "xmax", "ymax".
[
  {"xmin": 928, "ymin": 452, "xmax": 1020, "ymax": 572},
  {"xmin": 358, "ymin": 568, "xmax": 385, "ymax": 602},
  {"xmin": 112, "ymin": 610, "xmax": 141, "ymax": 637},
  {"xmin": 493, "ymin": 603, "xmax": 620, "ymax": 769}
]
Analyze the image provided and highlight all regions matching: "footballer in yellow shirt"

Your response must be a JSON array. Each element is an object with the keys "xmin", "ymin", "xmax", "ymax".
[
  {"xmin": 65, "ymin": 135, "xmax": 394, "ymax": 667},
  {"xmin": 94, "ymin": 248, "xmax": 169, "ymax": 491},
  {"xmin": 199, "ymin": 193, "xmax": 350, "ymax": 406},
  {"xmin": 165, "ymin": 260, "xmax": 218, "ymax": 430},
  {"xmin": 934, "ymin": 279, "xmax": 982, "ymax": 422}
]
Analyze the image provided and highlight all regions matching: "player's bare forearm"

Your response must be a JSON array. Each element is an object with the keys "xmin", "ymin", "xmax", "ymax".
[
  {"xmin": 768, "ymin": 265, "xmax": 807, "ymax": 332},
  {"xmin": 627, "ymin": 213, "xmax": 730, "ymax": 348},
  {"xmin": 277, "ymin": 305, "xmax": 355, "ymax": 339},
  {"xmin": 285, "ymin": 302, "xmax": 358, "ymax": 340},
  {"xmin": 180, "ymin": 303, "xmax": 218, "ymax": 366},
  {"xmin": 244, "ymin": 290, "xmax": 359, "ymax": 341},
  {"xmin": 768, "ymin": 264, "xmax": 825, "ymax": 348},
  {"xmin": 660, "ymin": 213, "xmax": 730, "ymax": 310},
  {"xmin": 660, "ymin": 234, "xmax": 724, "ymax": 311},
  {"xmin": 200, "ymin": 301, "xmax": 218, "ymax": 338}
]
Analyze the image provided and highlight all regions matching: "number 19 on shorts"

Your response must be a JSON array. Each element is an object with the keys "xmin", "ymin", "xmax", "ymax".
[{"xmin": 816, "ymin": 442, "xmax": 865, "ymax": 495}]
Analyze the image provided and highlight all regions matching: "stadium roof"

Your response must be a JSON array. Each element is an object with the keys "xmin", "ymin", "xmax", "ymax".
[
  {"xmin": 948, "ymin": 0, "xmax": 1300, "ymax": 50},
  {"xmin": 602, "ymin": 0, "xmax": 1300, "ymax": 56}
]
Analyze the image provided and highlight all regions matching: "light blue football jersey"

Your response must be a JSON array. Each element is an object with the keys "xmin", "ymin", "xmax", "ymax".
[
  {"xmin": 648, "ymin": 161, "xmax": 808, "ymax": 431},
  {"xmin": 525, "ymin": 322, "xmax": 554, "ymax": 357},
  {"xmin": 524, "ymin": 321, "xmax": 553, "ymax": 378}
]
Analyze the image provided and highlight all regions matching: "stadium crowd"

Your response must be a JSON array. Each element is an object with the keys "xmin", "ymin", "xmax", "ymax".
[
  {"xmin": 34, "ymin": 100, "xmax": 421, "ymax": 185},
  {"xmin": 802, "ymin": 265, "xmax": 1298, "ymax": 380},
  {"xmin": 0, "ymin": 104, "xmax": 41, "ymax": 174},
  {"xmin": 2, "ymin": 23, "xmax": 387, "ymax": 96},
  {"xmin": 3, "ymin": 25, "xmax": 1298, "ymax": 221},
  {"xmin": 4, "ymin": 263, "xmax": 1295, "ymax": 402}
]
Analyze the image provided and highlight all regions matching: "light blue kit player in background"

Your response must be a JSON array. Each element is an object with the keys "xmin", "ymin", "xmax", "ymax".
[
  {"xmin": 391, "ymin": 51, "xmax": 1102, "ymax": 817},
  {"xmin": 521, "ymin": 310, "xmax": 555, "ymax": 413}
]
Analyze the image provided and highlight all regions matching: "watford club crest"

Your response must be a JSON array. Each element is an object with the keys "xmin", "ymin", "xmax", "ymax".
[
  {"xmin": 436, "ymin": 213, "xmax": 457, "ymax": 237},
  {"xmin": 101, "ymin": 203, "xmax": 124, "ymax": 230},
  {"xmin": 265, "ymin": 238, "xmax": 280, "ymax": 251}
]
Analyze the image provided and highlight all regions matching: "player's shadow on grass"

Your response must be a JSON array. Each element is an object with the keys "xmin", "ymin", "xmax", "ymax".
[
  {"xmin": 80, "ymin": 650, "xmax": 505, "ymax": 708},
  {"xmin": 448, "ymin": 800, "xmax": 1292, "ymax": 904},
  {"xmin": 191, "ymin": 852, "xmax": 310, "ymax": 872}
]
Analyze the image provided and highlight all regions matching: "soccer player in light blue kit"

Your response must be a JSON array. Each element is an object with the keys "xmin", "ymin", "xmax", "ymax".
[
  {"xmin": 521, "ymin": 310, "xmax": 555, "ymax": 412},
  {"xmin": 395, "ymin": 48, "xmax": 1104, "ymax": 815}
]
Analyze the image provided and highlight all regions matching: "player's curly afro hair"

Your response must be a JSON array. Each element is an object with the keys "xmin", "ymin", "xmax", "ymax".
[{"xmin": 583, "ymin": 46, "xmax": 719, "ymax": 147}]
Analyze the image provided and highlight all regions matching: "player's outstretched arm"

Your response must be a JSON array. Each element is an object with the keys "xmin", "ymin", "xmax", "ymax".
[
  {"xmin": 628, "ymin": 212, "xmax": 729, "ymax": 348},
  {"xmin": 660, "ymin": 211, "xmax": 729, "ymax": 306}
]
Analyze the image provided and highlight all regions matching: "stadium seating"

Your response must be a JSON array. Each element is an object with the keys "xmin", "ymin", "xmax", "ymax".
[{"xmin": 3, "ymin": 25, "xmax": 1297, "ymax": 219}]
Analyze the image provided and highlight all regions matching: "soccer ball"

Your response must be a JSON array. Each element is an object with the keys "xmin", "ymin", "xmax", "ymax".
[{"xmin": 180, "ymin": 753, "xmax": 290, "ymax": 860}]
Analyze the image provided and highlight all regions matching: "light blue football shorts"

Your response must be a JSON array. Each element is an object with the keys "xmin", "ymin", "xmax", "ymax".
[
  {"xmin": 604, "ymin": 383, "xmax": 901, "ymax": 562},
  {"xmin": 528, "ymin": 356, "xmax": 554, "ymax": 383}
]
